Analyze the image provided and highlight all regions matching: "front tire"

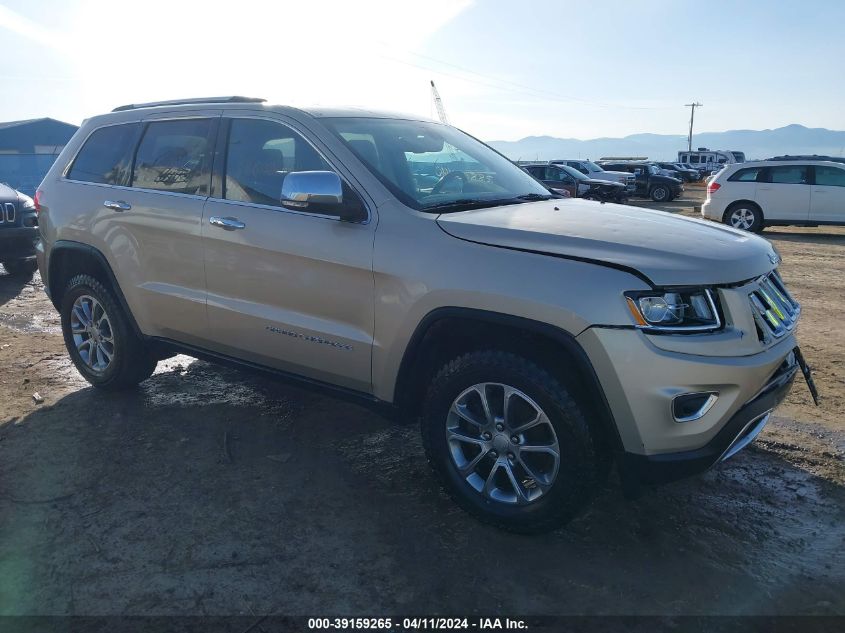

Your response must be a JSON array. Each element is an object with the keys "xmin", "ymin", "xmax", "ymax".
[
  {"xmin": 421, "ymin": 351, "xmax": 599, "ymax": 533},
  {"xmin": 650, "ymin": 185, "xmax": 670, "ymax": 202},
  {"xmin": 60, "ymin": 274, "xmax": 157, "ymax": 390},
  {"xmin": 724, "ymin": 202, "xmax": 764, "ymax": 233},
  {"xmin": 2, "ymin": 259, "xmax": 37, "ymax": 279}
]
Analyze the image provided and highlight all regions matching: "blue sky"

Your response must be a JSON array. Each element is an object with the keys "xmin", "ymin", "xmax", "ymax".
[{"xmin": 1, "ymin": 0, "xmax": 843, "ymax": 141}]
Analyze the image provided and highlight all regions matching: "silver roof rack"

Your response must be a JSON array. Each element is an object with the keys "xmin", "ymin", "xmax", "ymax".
[{"xmin": 112, "ymin": 96, "xmax": 266, "ymax": 112}]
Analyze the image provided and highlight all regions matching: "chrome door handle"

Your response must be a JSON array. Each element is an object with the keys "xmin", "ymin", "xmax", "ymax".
[
  {"xmin": 209, "ymin": 216, "xmax": 246, "ymax": 230},
  {"xmin": 103, "ymin": 200, "xmax": 131, "ymax": 212}
]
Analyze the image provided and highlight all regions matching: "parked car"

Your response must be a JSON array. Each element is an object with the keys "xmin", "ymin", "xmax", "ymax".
[
  {"xmin": 702, "ymin": 158, "xmax": 845, "ymax": 232},
  {"xmin": 0, "ymin": 182, "xmax": 39, "ymax": 278},
  {"xmin": 598, "ymin": 161, "xmax": 683, "ymax": 202},
  {"xmin": 36, "ymin": 96, "xmax": 805, "ymax": 533},
  {"xmin": 549, "ymin": 159, "xmax": 636, "ymax": 192},
  {"xmin": 522, "ymin": 162, "xmax": 628, "ymax": 203},
  {"xmin": 656, "ymin": 162, "xmax": 700, "ymax": 183}
]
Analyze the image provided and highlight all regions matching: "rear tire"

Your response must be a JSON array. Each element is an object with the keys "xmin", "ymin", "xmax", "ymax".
[
  {"xmin": 2, "ymin": 259, "xmax": 37, "ymax": 279},
  {"xmin": 60, "ymin": 274, "xmax": 157, "ymax": 390},
  {"xmin": 421, "ymin": 350, "xmax": 599, "ymax": 533},
  {"xmin": 723, "ymin": 202, "xmax": 764, "ymax": 233}
]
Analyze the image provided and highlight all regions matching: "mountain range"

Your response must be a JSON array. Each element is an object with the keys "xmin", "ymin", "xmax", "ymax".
[{"xmin": 488, "ymin": 124, "xmax": 845, "ymax": 162}]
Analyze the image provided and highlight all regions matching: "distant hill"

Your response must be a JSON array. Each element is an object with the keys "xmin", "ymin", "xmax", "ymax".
[{"xmin": 488, "ymin": 124, "xmax": 845, "ymax": 162}]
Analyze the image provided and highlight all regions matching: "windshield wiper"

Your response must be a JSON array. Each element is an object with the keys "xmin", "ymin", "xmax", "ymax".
[
  {"xmin": 511, "ymin": 193, "xmax": 554, "ymax": 201},
  {"xmin": 423, "ymin": 198, "xmax": 521, "ymax": 212}
]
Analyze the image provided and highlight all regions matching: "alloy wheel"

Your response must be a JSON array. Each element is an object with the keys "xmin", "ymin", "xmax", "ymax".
[
  {"xmin": 70, "ymin": 294, "xmax": 115, "ymax": 372},
  {"xmin": 729, "ymin": 207, "xmax": 756, "ymax": 230},
  {"xmin": 446, "ymin": 383, "xmax": 560, "ymax": 505}
]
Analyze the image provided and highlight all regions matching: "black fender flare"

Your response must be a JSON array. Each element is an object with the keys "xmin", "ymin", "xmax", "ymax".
[{"xmin": 48, "ymin": 240, "xmax": 144, "ymax": 338}]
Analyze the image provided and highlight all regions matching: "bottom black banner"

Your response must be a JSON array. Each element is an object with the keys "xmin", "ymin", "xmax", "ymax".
[{"xmin": 1, "ymin": 616, "xmax": 844, "ymax": 633}]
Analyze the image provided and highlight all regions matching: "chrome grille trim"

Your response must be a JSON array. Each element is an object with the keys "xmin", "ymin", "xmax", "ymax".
[
  {"xmin": 2, "ymin": 202, "xmax": 14, "ymax": 224},
  {"xmin": 749, "ymin": 270, "xmax": 800, "ymax": 341}
]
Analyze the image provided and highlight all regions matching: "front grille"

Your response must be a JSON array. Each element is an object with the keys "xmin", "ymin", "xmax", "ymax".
[
  {"xmin": 749, "ymin": 270, "xmax": 800, "ymax": 341},
  {"xmin": 1, "ymin": 202, "xmax": 15, "ymax": 224}
]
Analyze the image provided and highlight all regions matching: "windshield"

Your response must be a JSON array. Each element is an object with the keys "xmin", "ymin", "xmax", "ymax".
[
  {"xmin": 583, "ymin": 161, "xmax": 604, "ymax": 173},
  {"xmin": 321, "ymin": 117, "xmax": 551, "ymax": 211}
]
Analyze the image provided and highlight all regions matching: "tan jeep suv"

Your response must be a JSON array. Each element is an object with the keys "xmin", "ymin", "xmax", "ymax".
[{"xmin": 35, "ymin": 97, "xmax": 806, "ymax": 532}]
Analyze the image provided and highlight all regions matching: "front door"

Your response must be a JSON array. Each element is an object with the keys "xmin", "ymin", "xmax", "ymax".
[
  {"xmin": 810, "ymin": 164, "xmax": 845, "ymax": 223},
  {"xmin": 201, "ymin": 115, "xmax": 376, "ymax": 393},
  {"xmin": 756, "ymin": 165, "xmax": 811, "ymax": 222}
]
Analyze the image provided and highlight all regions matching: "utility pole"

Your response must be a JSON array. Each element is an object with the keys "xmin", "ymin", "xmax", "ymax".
[
  {"xmin": 430, "ymin": 80, "xmax": 449, "ymax": 125},
  {"xmin": 685, "ymin": 102, "xmax": 703, "ymax": 152}
]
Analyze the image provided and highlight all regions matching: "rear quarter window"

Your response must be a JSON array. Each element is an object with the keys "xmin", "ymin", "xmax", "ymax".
[
  {"xmin": 67, "ymin": 123, "xmax": 141, "ymax": 185},
  {"xmin": 728, "ymin": 167, "xmax": 765, "ymax": 182}
]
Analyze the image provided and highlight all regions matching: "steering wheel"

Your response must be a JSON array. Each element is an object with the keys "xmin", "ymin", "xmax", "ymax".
[{"xmin": 431, "ymin": 170, "xmax": 467, "ymax": 195}]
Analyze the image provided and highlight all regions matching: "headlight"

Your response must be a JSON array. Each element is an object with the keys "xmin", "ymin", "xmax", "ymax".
[{"xmin": 625, "ymin": 288, "xmax": 721, "ymax": 333}]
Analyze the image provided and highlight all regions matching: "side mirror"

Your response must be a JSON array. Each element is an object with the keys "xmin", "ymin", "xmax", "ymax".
[{"xmin": 280, "ymin": 171, "xmax": 367, "ymax": 223}]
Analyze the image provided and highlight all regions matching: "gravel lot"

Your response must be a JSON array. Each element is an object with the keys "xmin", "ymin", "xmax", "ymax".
[{"xmin": 1, "ymin": 189, "xmax": 843, "ymax": 616}]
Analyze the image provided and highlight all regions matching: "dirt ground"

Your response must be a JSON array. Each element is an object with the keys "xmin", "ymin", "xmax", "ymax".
[{"xmin": 1, "ymin": 191, "xmax": 844, "ymax": 616}]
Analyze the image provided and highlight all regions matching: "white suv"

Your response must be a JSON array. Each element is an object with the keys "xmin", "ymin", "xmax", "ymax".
[{"xmin": 702, "ymin": 158, "xmax": 845, "ymax": 232}]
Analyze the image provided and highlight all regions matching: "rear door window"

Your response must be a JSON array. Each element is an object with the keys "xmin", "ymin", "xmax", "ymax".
[
  {"xmin": 67, "ymin": 123, "xmax": 141, "ymax": 186},
  {"xmin": 132, "ymin": 119, "xmax": 214, "ymax": 195},
  {"xmin": 768, "ymin": 166, "xmax": 808, "ymax": 185},
  {"xmin": 814, "ymin": 165, "xmax": 845, "ymax": 187}
]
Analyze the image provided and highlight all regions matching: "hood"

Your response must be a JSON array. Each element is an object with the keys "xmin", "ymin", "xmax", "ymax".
[
  {"xmin": 436, "ymin": 199, "xmax": 777, "ymax": 286},
  {"xmin": 596, "ymin": 170, "xmax": 631, "ymax": 179},
  {"xmin": 0, "ymin": 182, "xmax": 18, "ymax": 202},
  {"xmin": 582, "ymin": 178, "xmax": 624, "ymax": 188}
]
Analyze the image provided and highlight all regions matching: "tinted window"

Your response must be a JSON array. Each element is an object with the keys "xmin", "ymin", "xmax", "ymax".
[
  {"xmin": 224, "ymin": 118, "xmax": 333, "ymax": 207},
  {"xmin": 132, "ymin": 119, "xmax": 213, "ymax": 195},
  {"xmin": 68, "ymin": 123, "xmax": 140, "ymax": 185},
  {"xmin": 815, "ymin": 165, "xmax": 845, "ymax": 187},
  {"xmin": 689, "ymin": 156, "xmax": 699, "ymax": 163},
  {"xmin": 769, "ymin": 166, "xmax": 808, "ymax": 185},
  {"xmin": 728, "ymin": 167, "xmax": 764, "ymax": 182}
]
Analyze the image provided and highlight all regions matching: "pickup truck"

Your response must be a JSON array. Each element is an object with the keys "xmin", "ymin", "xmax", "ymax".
[{"xmin": 597, "ymin": 161, "xmax": 684, "ymax": 202}]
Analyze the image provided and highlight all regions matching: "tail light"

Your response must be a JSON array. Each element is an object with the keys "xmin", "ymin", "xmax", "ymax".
[
  {"xmin": 33, "ymin": 189, "xmax": 43, "ymax": 214},
  {"xmin": 707, "ymin": 182, "xmax": 721, "ymax": 195}
]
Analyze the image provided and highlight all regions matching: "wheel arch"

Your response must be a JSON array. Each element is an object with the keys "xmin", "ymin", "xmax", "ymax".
[
  {"xmin": 47, "ymin": 240, "xmax": 143, "ymax": 337},
  {"xmin": 394, "ymin": 307, "xmax": 624, "ymax": 454}
]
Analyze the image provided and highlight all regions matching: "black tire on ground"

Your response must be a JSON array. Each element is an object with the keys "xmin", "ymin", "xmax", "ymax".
[
  {"xmin": 421, "ymin": 350, "xmax": 600, "ymax": 533},
  {"xmin": 2, "ymin": 259, "xmax": 38, "ymax": 279},
  {"xmin": 650, "ymin": 185, "xmax": 670, "ymax": 202},
  {"xmin": 723, "ymin": 202, "xmax": 765, "ymax": 233},
  {"xmin": 616, "ymin": 196, "xmax": 629, "ymax": 205},
  {"xmin": 60, "ymin": 274, "xmax": 157, "ymax": 390}
]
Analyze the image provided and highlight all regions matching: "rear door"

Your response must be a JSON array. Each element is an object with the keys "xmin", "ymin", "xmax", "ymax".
[
  {"xmin": 810, "ymin": 164, "xmax": 845, "ymax": 223},
  {"xmin": 125, "ymin": 114, "xmax": 218, "ymax": 343},
  {"xmin": 200, "ymin": 114, "xmax": 376, "ymax": 393},
  {"xmin": 755, "ymin": 165, "xmax": 811, "ymax": 222}
]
